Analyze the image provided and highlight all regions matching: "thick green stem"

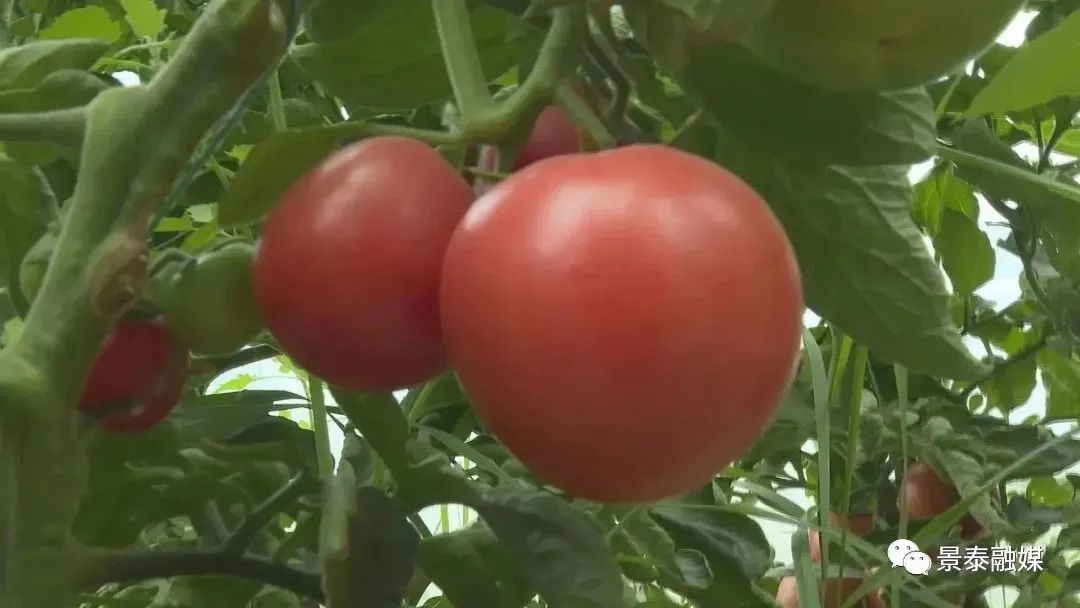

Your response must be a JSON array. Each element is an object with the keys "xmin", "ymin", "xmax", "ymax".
[
  {"xmin": 437, "ymin": 4, "xmax": 586, "ymax": 141},
  {"xmin": 490, "ymin": 6, "xmax": 586, "ymax": 135},
  {"xmin": 432, "ymin": 0, "xmax": 495, "ymax": 118},
  {"xmin": 79, "ymin": 550, "xmax": 324, "ymax": 603},
  {"xmin": 0, "ymin": 108, "xmax": 85, "ymax": 146},
  {"xmin": 0, "ymin": 1, "xmax": 292, "ymax": 606}
]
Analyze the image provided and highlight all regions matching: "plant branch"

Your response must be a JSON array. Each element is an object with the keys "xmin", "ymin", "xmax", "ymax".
[
  {"xmin": 0, "ymin": 108, "xmax": 85, "ymax": 146},
  {"xmin": 223, "ymin": 473, "xmax": 310, "ymax": 556},
  {"xmin": 493, "ymin": 6, "xmax": 587, "ymax": 136},
  {"xmin": 305, "ymin": 374, "xmax": 334, "ymax": 480},
  {"xmin": 80, "ymin": 549, "xmax": 324, "ymax": 603},
  {"xmin": 0, "ymin": 1, "xmax": 293, "ymax": 605},
  {"xmin": 432, "ymin": 0, "xmax": 495, "ymax": 118},
  {"xmin": 957, "ymin": 335, "xmax": 1050, "ymax": 400},
  {"xmin": 1037, "ymin": 112, "xmax": 1074, "ymax": 173}
]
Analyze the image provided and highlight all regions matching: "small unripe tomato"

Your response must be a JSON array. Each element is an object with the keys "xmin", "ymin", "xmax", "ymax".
[
  {"xmin": 158, "ymin": 241, "xmax": 263, "ymax": 356},
  {"xmin": 254, "ymin": 136, "xmax": 473, "ymax": 391},
  {"xmin": 79, "ymin": 320, "xmax": 189, "ymax": 433}
]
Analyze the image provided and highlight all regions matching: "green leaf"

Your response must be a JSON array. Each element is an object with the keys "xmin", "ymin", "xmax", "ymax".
[
  {"xmin": 968, "ymin": 11, "xmax": 1080, "ymax": 116},
  {"xmin": 321, "ymin": 481, "xmax": 420, "ymax": 608},
  {"xmin": 650, "ymin": 505, "xmax": 771, "ymax": 581},
  {"xmin": 984, "ymin": 357, "xmax": 1039, "ymax": 413},
  {"xmin": 945, "ymin": 120, "xmax": 1080, "ymax": 209},
  {"xmin": 0, "ymin": 39, "xmax": 110, "ymax": 91},
  {"xmin": 218, "ymin": 127, "xmax": 345, "ymax": 226},
  {"xmin": 636, "ymin": 30, "xmax": 935, "ymax": 166},
  {"xmin": 291, "ymin": 2, "xmax": 530, "ymax": 109},
  {"xmin": 934, "ymin": 209, "xmax": 995, "ymax": 295},
  {"xmin": 120, "ymin": 0, "xmax": 166, "ymax": 39},
  {"xmin": 1027, "ymin": 476, "xmax": 1075, "ymax": 508},
  {"xmin": 419, "ymin": 525, "xmax": 533, "ymax": 608},
  {"xmin": 39, "ymin": 7, "xmax": 122, "ymax": 43},
  {"xmin": 912, "ymin": 170, "xmax": 979, "ymax": 236},
  {"xmin": 612, "ymin": 509, "xmax": 681, "ymax": 580},
  {"xmin": 713, "ymin": 133, "xmax": 986, "ymax": 380},
  {"xmin": 1041, "ymin": 350, "xmax": 1080, "ymax": 421},
  {"xmin": 475, "ymin": 485, "xmax": 624, "ymax": 608}
]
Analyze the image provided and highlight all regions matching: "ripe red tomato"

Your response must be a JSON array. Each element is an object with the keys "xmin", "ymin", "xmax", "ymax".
[
  {"xmin": 78, "ymin": 320, "xmax": 189, "ymax": 433},
  {"xmin": 809, "ymin": 512, "xmax": 873, "ymax": 562},
  {"xmin": 440, "ymin": 145, "xmax": 803, "ymax": 503},
  {"xmin": 776, "ymin": 576, "xmax": 884, "ymax": 608},
  {"xmin": 513, "ymin": 105, "xmax": 580, "ymax": 169},
  {"xmin": 900, "ymin": 461, "xmax": 959, "ymax": 521},
  {"xmin": 253, "ymin": 136, "xmax": 474, "ymax": 391}
]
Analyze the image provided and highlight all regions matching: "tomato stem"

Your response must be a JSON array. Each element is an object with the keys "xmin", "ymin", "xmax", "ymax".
[
  {"xmin": 305, "ymin": 374, "xmax": 334, "ymax": 481},
  {"xmin": 432, "ymin": 0, "xmax": 497, "ymax": 119},
  {"xmin": 0, "ymin": 0, "xmax": 293, "ymax": 604},
  {"xmin": 79, "ymin": 549, "xmax": 324, "ymax": 603}
]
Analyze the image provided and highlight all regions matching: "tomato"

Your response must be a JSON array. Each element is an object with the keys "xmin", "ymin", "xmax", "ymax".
[
  {"xmin": 776, "ymin": 576, "xmax": 884, "ymax": 608},
  {"xmin": 899, "ymin": 461, "xmax": 959, "ymax": 521},
  {"xmin": 253, "ymin": 136, "xmax": 473, "ymax": 391},
  {"xmin": 78, "ymin": 320, "xmax": 189, "ymax": 433},
  {"xmin": 960, "ymin": 514, "xmax": 985, "ymax": 540},
  {"xmin": 440, "ymin": 144, "xmax": 803, "ymax": 503},
  {"xmin": 513, "ymin": 105, "xmax": 580, "ymax": 169},
  {"xmin": 158, "ymin": 241, "xmax": 263, "ymax": 356},
  {"xmin": 809, "ymin": 512, "xmax": 873, "ymax": 562}
]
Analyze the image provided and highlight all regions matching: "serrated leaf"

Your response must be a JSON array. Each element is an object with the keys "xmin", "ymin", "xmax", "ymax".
[
  {"xmin": 291, "ymin": 2, "xmax": 530, "ymax": 109},
  {"xmin": 475, "ymin": 485, "xmax": 624, "ymax": 608},
  {"xmin": 39, "ymin": 7, "xmax": 122, "ymax": 43},
  {"xmin": 968, "ymin": 11, "xmax": 1080, "ymax": 115},
  {"xmin": 0, "ymin": 39, "xmax": 109, "ymax": 90},
  {"xmin": 121, "ymin": 0, "xmax": 166, "ymax": 38},
  {"xmin": 713, "ymin": 133, "xmax": 986, "ymax": 380},
  {"xmin": 934, "ymin": 209, "xmax": 995, "ymax": 295}
]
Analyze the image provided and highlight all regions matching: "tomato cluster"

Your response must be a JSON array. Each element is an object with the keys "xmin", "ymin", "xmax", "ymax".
[
  {"xmin": 77, "ymin": 104, "xmax": 805, "ymax": 503},
  {"xmin": 250, "ymin": 107, "xmax": 803, "ymax": 504}
]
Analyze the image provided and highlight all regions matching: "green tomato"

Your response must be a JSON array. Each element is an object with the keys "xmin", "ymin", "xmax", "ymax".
[
  {"xmin": 743, "ymin": 0, "xmax": 1026, "ymax": 91},
  {"xmin": 159, "ymin": 241, "xmax": 264, "ymax": 356}
]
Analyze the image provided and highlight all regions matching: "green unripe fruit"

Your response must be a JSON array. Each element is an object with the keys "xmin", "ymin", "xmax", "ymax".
[
  {"xmin": 159, "ymin": 241, "xmax": 263, "ymax": 356},
  {"xmin": 743, "ymin": 0, "xmax": 1027, "ymax": 91}
]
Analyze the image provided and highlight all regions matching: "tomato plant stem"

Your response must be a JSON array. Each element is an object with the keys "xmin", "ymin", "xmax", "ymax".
[
  {"xmin": 0, "ymin": 108, "xmax": 85, "ymax": 146},
  {"xmin": 268, "ymin": 69, "xmax": 287, "ymax": 131},
  {"xmin": 305, "ymin": 374, "xmax": 334, "ymax": 480},
  {"xmin": 222, "ymin": 473, "xmax": 310, "ymax": 556},
  {"xmin": 80, "ymin": 549, "xmax": 324, "ymax": 603},
  {"xmin": 432, "ymin": 0, "xmax": 495, "ymax": 119},
  {"xmin": 0, "ymin": 1, "xmax": 293, "ymax": 604}
]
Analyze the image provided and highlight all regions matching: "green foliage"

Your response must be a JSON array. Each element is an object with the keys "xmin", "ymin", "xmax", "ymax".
[{"xmin": 2, "ymin": 0, "xmax": 1080, "ymax": 606}]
